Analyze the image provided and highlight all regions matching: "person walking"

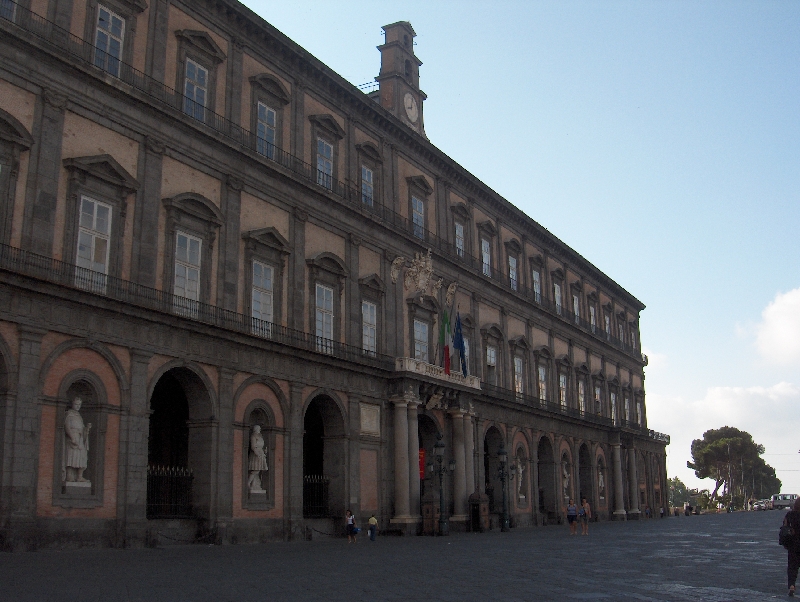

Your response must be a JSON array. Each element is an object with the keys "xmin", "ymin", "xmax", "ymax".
[
  {"xmin": 564, "ymin": 498, "xmax": 578, "ymax": 535},
  {"xmin": 368, "ymin": 514, "xmax": 378, "ymax": 541},
  {"xmin": 579, "ymin": 497, "xmax": 592, "ymax": 535},
  {"xmin": 784, "ymin": 498, "xmax": 800, "ymax": 596},
  {"xmin": 345, "ymin": 510, "xmax": 357, "ymax": 543}
]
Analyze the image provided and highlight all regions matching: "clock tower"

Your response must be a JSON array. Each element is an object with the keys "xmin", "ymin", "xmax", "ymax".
[{"xmin": 375, "ymin": 21, "xmax": 426, "ymax": 136}]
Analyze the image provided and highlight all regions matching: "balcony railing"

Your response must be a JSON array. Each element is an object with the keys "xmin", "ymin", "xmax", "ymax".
[
  {"xmin": 0, "ymin": 243, "xmax": 395, "ymax": 370},
  {"xmin": 480, "ymin": 383, "xmax": 614, "ymax": 427},
  {"xmin": 0, "ymin": 1, "xmax": 645, "ymax": 363},
  {"xmin": 395, "ymin": 357, "xmax": 481, "ymax": 390}
]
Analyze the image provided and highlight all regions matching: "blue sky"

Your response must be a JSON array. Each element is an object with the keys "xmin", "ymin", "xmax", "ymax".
[{"xmin": 242, "ymin": 0, "xmax": 800, "ymax": 495}]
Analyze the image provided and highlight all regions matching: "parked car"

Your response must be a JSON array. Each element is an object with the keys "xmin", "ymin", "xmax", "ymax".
[
  {"xmin": 753, "ymin": 499, "xmax": 768, "ymax": 511},
  {"xmin": 771, "ymin": 494, "xmax": 798, "ymax": 510}
]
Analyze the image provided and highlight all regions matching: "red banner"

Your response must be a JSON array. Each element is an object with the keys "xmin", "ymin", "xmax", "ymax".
[{"xmin": 419, "ymin": 448, "xmax": 426, "ymax": 479}]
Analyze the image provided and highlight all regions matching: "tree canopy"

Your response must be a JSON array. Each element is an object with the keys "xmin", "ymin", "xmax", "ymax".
[
  {"xmin": 687, "ymin": 426, "xmax": 780, "ymax": 503},
  {"xmin": 668, "ymin": 476, "xmax": 690, "ymax": 507}
]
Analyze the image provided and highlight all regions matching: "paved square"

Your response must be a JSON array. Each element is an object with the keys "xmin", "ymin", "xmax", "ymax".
[{"xmin": 0, "ymin": 511, "xmax": 787, "ymax": 601}]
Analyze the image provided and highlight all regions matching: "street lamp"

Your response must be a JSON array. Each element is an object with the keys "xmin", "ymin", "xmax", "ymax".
[
  {"xmin": 497, "ymin": 444, "xmax": 514, "ymax": 532},
  {"xmin": 428, "ymin": 434, "xmax": 455, "ymax": 536}
]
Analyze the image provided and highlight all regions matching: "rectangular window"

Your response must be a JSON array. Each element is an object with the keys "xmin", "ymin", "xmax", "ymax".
[
  {"xmin": 618, "ymin": 323, "xmax": 625, "ymax": 343},
  {"xmin": 455, "ymin": 222, "xmax": 465, "ymax": 257},
  {"xmin": 486, "ymin": 345, "xmax": 497, "ymax": 385},
  {"xmin": 362, "ymin": 300, "xmax": 377, "ymax": 355},
  {"xmin": 481, "ymin": 239, "xmax": 491, "ymax": 277},
  {"xmin": 514, "ymin": 356, "xmax": 524, "ymax": 395},
  {"xmin": 316, "ymin": 138, "xmax": 333, "ymax": 189},
  {"xmin": 315, "ymin": 283, "xmax": 334, "ymax": 354},
  {"xmin": 624, "ymin": 394, "xmax": 631, "ymax": 423},
  {"xmin": 463, "ymin": 338, "xmax": 470, "ymax": 374},
  {"xmin": 184, "ymin": 58, "xmax": 207, "ymax": 121},
  {"xmin": 1, "ymin": 0, "xmax": 16, "ymax": 20},
  {"xmin": 75, "ymin": 196, "xmax": 112, "ymax": 293},
  {"xmin": 174, "ymin": 231, "xmax": 201, "ymax": 317},
  {"xmin": 572, "ymin": 294, "xmax": 580, "ymax": 324},
  {"xmin": 554, "ymin": 282, "xmax": 562, "ymax": 315},
  {"xmin": 508, "ymin": 256, "xmax": 518, "ymax": 291},
  {"xmin": 257, "ymin": 102, "xmax": 276, "ymax": 159},
  {"xmin": 604, "ymin": 314, "xmax": 611, "ymax": 339},
  {"xmin": 638, "ymin": 400, "xmax": 644, "ymax": 426},
  {"xmin": 94, "ymin": 5, "xmax": 124, "ymax": 77},
  {"xmin": 590, "ymin": 305, "xmax": 597, "ymax": 333},
  {"xmin": 610, "ymin": 392, "xmax": 617, "ymax": 424},
  {"xmin": 537, "ymin": 365, "xmax": 547, "ymax": 401},
  {"xmin": 411, "ymin": 196, "xmax": 425, "ymax": 239},
  {"xmin": 413, "ymin": 319, "xmax": 429, "ymax": 362},
  {"xmin": 361, "ymin": 165, "xmax": 374, "ymax": 206},
  {"xmin": 251, "ymin": 260, "xmax": 273, "ymax": 336},
  {"xmin": 532, "ymin": 270, "xmax": 541, "ymax": 303},
  {"xmin": 630, "ymin": 327, "xmax": 637, "ymax": 349},
  {"xmin": 578, "ymin": 380, "xmax": 586, "ymax": 414},
  {"xmin": 594, "ymin": 385, "xmax": 602, "ymax": 414},
  {"xmin": 559, "ymin": 373, "xmax": 567, "ymax": 409}
]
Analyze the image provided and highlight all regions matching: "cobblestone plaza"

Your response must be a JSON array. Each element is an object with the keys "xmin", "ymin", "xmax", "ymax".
[{"xmin": 0, "ymin": 511, "xmax": 788, "ymax": 601}]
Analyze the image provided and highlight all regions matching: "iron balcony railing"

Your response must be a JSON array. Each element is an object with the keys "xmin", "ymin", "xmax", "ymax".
[
  {"xmin": 481, "ymin": 382, "xmax": 614, "ymax": 427},
  {"xmin": 0, "ymin": 1, "xmax": 645, "ymax": 363},
  {"xmin": 0, "ymin": 243, "xmax": 395, "ymax": 370}
]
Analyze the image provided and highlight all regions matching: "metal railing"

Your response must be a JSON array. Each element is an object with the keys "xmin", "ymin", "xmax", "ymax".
[
  {"xmin": 481, "ymin": 383, "xmax": 614, "ymax": 427},
  {"xmin": 146, "ymin": 465, "xmax": 193, "ymax": 519},
  {"xmin": 0, "ymin": 0, "xmax": 645, "ymax": 363},
  {"xmin": 302, "ymin": 475, "xmax": 330, "ymax": 518},
  {"xmin": 0, "ymin": 243, "xmax": 395, "ymax": 370}
]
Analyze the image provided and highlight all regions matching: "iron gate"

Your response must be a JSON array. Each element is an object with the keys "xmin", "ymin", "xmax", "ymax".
[{"xmin": 146, "ymin": 465, "xmax": 193, "ymax": 519}]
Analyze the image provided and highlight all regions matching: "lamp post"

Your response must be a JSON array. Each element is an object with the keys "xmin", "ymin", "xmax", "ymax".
[
  {"xmin": 497, "ymin": 444, "xmax": 514, "ymax": 532},
  {"xmin": 428, "ymin": 434, "xmax": 455, "ymax": 535}
]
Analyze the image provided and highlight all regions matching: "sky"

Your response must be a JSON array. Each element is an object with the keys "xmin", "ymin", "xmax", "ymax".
[{"xmin": 240, "ymin": 0, "xmax": 800, "ymax": 495}]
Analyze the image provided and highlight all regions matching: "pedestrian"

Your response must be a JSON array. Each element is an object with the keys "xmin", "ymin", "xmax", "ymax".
[
  {"xmin": 368, "ymin": 513, "xmax": 378, "ymax": 541},
  {"xmin": 345, "ymin": 509, "xmax": 357, "ymax": 543},
  {"xmin": 563, "ymin": 498, "xmax": 578, "ymax": 535},
  {"xmin": 660, "ymin": 506, "xmax": 665, "ymax": 519},
  {"xmin": 579, "ymin": 497, "xmax": 591, "ymax": 535},
  {"xmin": 784, "ymin": 498, "xmax": 800, "ymax": 596},
  {"xmin": 644, "ymin": 504, "xmax": 651, "ymax": 519}
]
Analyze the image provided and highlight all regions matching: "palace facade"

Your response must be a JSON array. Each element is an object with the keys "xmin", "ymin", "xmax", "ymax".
[{"xmin": 0, "ymin": 0, "xmax": 668, "ymax": 548}]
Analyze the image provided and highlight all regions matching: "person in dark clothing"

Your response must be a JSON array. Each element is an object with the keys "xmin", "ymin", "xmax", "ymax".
[{"xmin": 784, "ymin": 498, "xmax": 800, "ymax": 596}]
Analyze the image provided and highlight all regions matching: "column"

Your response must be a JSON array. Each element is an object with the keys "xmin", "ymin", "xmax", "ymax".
[
  {"xmin": 287, "ymin": 382, "xmax": 305, "ymax": 537},
  {"xmin": 628, "ymin": 445, "xmax": 640, "ymax": 518},
  {"xmin": 572, "ymin": 440, "xmax": 581, "ymax": 502},
  {"xmin": 475, "ymin": 418, "xmax": 486, "ymax": 495},
  {"xmin": 463, "ymin": 413, "xmax": 475, "ymax": 496},
  {"xmin": 348, "ymin": 396, "xmax": 361, "ymax": 514},
  {"xmin": 530, "ymin": 442, "xmax": 540, "ymax": 524},
  {"xmin": 407, "ymin": 399, "xmax": 420, "ymax": 518},
  {"xmin": 451, "ymin": 410, "xmax": 467, "ymax": 519},
  {"xmin": 214, "ymin": 368, "xmax": 235, "ymax": 540},
  {"xmin": 612, "ymin": 442, "xmax": 626, "ymax": 520},
  {"xmin": 392, "ymin": 398, "xmax": 410, "ymax": 519}
]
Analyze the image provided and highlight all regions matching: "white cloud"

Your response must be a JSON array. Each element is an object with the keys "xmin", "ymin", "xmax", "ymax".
[
  {"xmin": 648, "ymin": 382, "xmax": 800, "ymax": 494},
  {"xmin": 755, "ymin": 288, "xmax": 800, "ymax": 366}
]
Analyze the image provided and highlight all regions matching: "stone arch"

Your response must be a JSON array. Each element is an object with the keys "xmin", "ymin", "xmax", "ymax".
[
  {"xmin": 417, "ymin": 412, "xmax": 441, "ymax": 509},
  {"xmin": 233, "ymin": 375, "xmax": 288, "ymax": 427},
  {"xmin": 147, "ymin": 359, "xmax": 217, "ymax": 420},
  {"xmin": 536, "ymin": 434, "xmax": 556, "ymax": 519},
  {"xmin": 39, "ymin": 338, "xmax": 129, "ymax": 401},
  {"xmin": 0, "ymin": 332, "xmax": 17, "ymax": 395},
  {"xmin": 302, "ymin": 390, "xmax": 348, "ymax": 518}
]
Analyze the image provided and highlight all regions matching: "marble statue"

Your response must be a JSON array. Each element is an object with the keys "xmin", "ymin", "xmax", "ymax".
[
  {"xmin": 598, "ymin": 467, "xmax": 606, "ymax": 498},
  {"xmin": 64, "ymin": 397, "xmax": 91, "ymax": 484},
  {"xmin": 562, "ymin": 460, "xmax": 570, "ymax": 499},
  {"xmin": 248, "ymin": 425, "xmax": 268, "ymax": 493},
  {"xmin": 516, "ymin": 459, "xmax": 525, "ymax": 498}
]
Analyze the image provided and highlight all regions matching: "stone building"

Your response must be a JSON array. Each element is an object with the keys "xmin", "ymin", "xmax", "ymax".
[{"xmin": 0, "ymin": 0, "xmax": 668, "ymax": 548}]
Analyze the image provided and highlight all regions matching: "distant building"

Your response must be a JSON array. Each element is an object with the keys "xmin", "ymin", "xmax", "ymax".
[{"xmin": 0, "ymin": 0, "xmax": 668, "ymax": 548}]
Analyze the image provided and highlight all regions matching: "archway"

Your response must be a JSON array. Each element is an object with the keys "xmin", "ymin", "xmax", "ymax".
[
  {"xmin": 417, "ymin": 413, "xmax": 440, "ymax": 513},
  {"xmin": 579, "ymin": 444, "xmax": 594, "ymax": 507},
  {"xmin": 303, "ymin": 395, "xmax": 346, "ymax": 518},
  {"xmin": 147, "ymin": 367, "xmax": 214, "ymax": 520},
  {"xmin": 483, "ymin": 426, "xmax": 503, "ymax": 514},
  {"xmin": 537, "ymin": 436, "xmax": 556, "ymax": 519}
]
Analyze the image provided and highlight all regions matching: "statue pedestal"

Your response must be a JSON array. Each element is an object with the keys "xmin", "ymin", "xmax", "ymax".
[
  {"xmin": 249, "ymin": 487, "xmax": 266, "ymax": 495},
  {"xmin": 64, "ymin": 481, "xmax": 91, "ymax": 495}
]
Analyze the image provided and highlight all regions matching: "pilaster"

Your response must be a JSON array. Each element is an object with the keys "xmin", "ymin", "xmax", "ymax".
[{"xmin": 612, "ymin": 442, "xmax": 626, "ymax": 520}]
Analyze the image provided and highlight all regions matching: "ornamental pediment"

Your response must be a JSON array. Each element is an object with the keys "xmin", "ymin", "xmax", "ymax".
[{"xmin": 63, "ymin": 155, "xmax": 139, "ymax": 193}]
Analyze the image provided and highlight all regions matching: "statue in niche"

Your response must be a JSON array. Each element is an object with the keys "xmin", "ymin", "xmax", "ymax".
[
  {"xmin": 516, "ymin": 458, "xmax": 525, "ymax": 499},
  {"xmin": 562, "ymin": 459, "xmax": 570, "ymax": 500},
  {"xmin": 248, "ymin": 425, "xmax": 268, "ymax": 493},
  {"xmin": 598, "ymin": 467, "xmax": 606, "ymax": 499},
  {"xmin": 63, "ymin": 397, "xmax": 91, "ymax": 484}
]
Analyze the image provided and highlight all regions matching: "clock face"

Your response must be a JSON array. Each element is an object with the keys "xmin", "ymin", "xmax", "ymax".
[{"xmin": 404, "ymin": 92, "xmax": 419, "ymax": 123}]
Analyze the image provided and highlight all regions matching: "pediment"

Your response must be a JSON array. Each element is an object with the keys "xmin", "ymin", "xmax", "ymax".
[
  {"xmin": 591, "ymin": 370, "xmax": 606, "ymax": 381},
  {"xmin": 249, "ymin": 74, "xmax": 291, "ymax": 105},
  {"xmin": 307, "ymin": 252, "xmax": 347, "ymax": 276},
  {"xmin": 477, "ymin": 220, "xmax": 497, "ymax": 237},
  {"xmin": 308, "ymin": 114, "xmax": 345, "ymax": 140},
  {"xmin": 551, "ymin": 267, "xmax": 565, "ymax": 280},
  {"xmin": 570, "ymin": 280, "xmax": 583, "ymax": 291},
  {"xmin": 450, "ymin": 202, "xmax": 470, "ymax": 221},
  {"xmin": 504, "ymin": 238, "xmax": 522, "ymax": 254},
  {"xmin": 458, "ymin": 312, "xmax": 474, "ymax": 329},
  {"xmin": 243, "ymin": 227, "xmax": 290, "ymax": 254},
  {"xmin": 175, "ymin": 30, "xmax": 226, "ymax": 64},
  {"xmin": 529, "ymin": 253, "xmax": 543, "ymax": 267},
  {"xmin": 408, "ymin": 292, "xmax": 439, "ymax": 313},
  {"xmin": 508, "ymin": 335, "xmax": 529, "ymax": 351},
  {"xmin": 356, "ymin": 142, "xmax": 382, "ymax": 163},
  {"xmin": 63, "ymin": 154, "xmax": 139, "ymax": 193},
  {"xmin": 162, "ymin": 193, "xmax": 223, "ymax": 227},
  {"xmin": 406, "ymin": 175, "xmax": 433, "ymax": 196},
  {"xmin": 359, "ymin": 273, "xmax": 385, "ymax": 292},
  {"xmin": 556, "ymin": 354, "xmax": 572, "ymax": 367},
  {"xmin": 116, "ymin": 0, "xmax": 148, "ymax": 13},
  {"xmin": 534, "ymin": 345, "xmax": 552, "ymax": 358},
  {"xmin": 576, "ymin": 362, "xmax": 590, "ymax": 374},
  {"xmin": 481, "ymin": 323, "xmax": 504, "ymax": 341},
  {"xmin": 0, "ymin": 110, "xmax": 33, "ymax": 149}
]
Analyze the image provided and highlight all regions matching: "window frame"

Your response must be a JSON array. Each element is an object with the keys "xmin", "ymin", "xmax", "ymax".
[
  {"xmin": 356, "ymin": 142, "xmax": 383, "ymax": 208},
  {"xmin": 93, "ymin": 4, "xmax": 125, "ymax": 77},
  {"xmin": 359, "ymin": 273, "xmax": 385, "ymax": 357},
  {"xmin": 307, "ymin": 252, "xmax": 347, "ymax": 354},
  {"xmin": 82, "ymin": 0, "xmax": 145, "ymax": 76},
  {"xmin": 309, "ymin": 114, "xmax": 345, "ymax": 192},
  {"xmin": 174, "ymin": 30, "xmax": 226, "ymax": 122},
  {"xmin": 242, "ymin": 227, "xmax": 290, "ymax": 336},
  {"xmin": 249, "ymin": 74, "xmax": 290, "ymax": 160}
]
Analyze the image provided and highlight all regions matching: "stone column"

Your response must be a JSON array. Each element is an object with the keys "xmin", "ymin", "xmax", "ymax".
[
  {"xmin": 407, "ymin": 399, "xmax": 420, "ymax": 518},
  {"xmin": 451, "ymin": 410, "xmax": 467, "ymax": 520},
  {"xmin": 628, "ymin": 445, "xmax": 641, "ymax": 518},
  {"xmin": 530, "ymin": 440, "xmax": 540, "ymax": 524},
  {"xmin": 612, "ymin": 442, "xmax": 626, "ymax": 520},
  {"xmin": 572, "ymin": 440, "xmax": 581, "ymax": 502},
  {"xmin": 214, "ymin": 368, "xmax": 235, "ymax": 542},
  {"xmin": 463, "ymin": 412, "xmax": 475, "ymax": 495},
  {"xmin": 475, "ymin": 418, "xmax": 486, "ymax": 494},
  {"xmin": 286, "ymin": 382, "xmax": 305, "ymax": 538},
  {"xmin": 348, "ymin": 396, "xmax": 361, "ymax": 515},
  {"xmin": 392, "ymin": 398, "xmax": 410, "ymax": 520}
]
